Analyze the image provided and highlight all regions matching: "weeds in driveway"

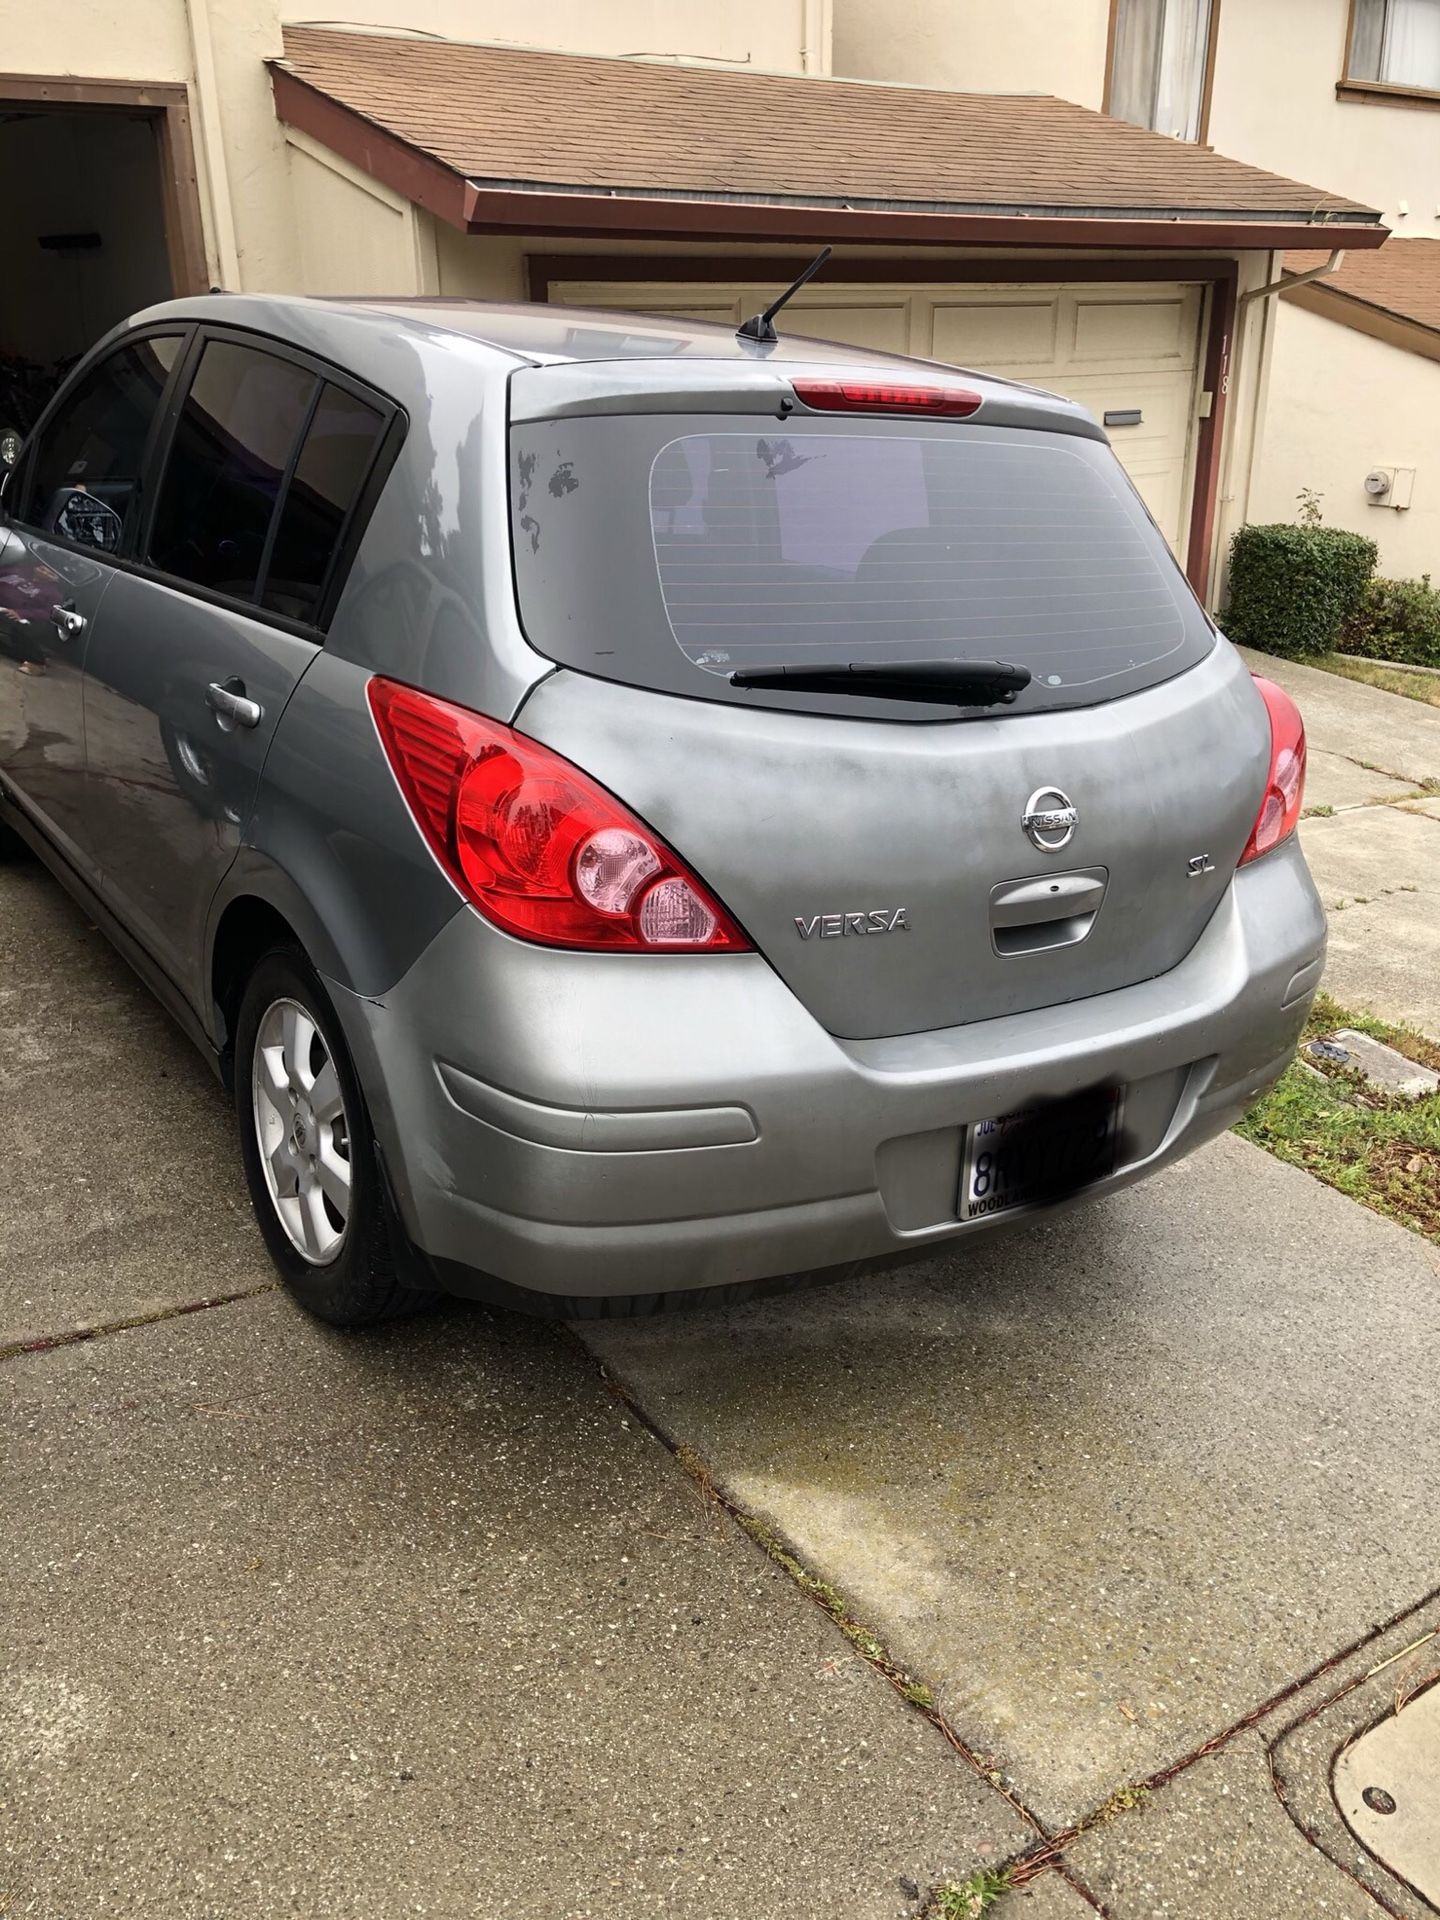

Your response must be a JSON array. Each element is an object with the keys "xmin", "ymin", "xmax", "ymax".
[
  {"xmin": 1237, "ymin": 993, "xmax": 1440, "ymax": 1242},
  {"xmin": 1095, "ymin": 1782, "xmax": 1151, "ymax": 1821},
  {"xmin": 1302, "ymin": 803, "xmax": 1335, "ymax": 818},
  {"xmin": 931, "ymin": 1868, "xmax": 1013, "ymax": 1917},
  {"xmin": 1314, "ymin": 653, "xmax": 1440, "ymax": 709},
  {"xmin": 731, "ymin": 1506, "xmax": 904, "ymax": 1672}
]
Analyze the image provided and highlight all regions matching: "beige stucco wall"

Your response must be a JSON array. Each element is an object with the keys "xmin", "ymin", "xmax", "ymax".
[
  {"xmin": 1251, "ymin": 299, "xmax": 1440, "ymax": 578},
  {"xmin": 1, "ymin": 0, "xmax": 193, "ymax": 83},
  {"xmin": 273, "ymin": 0, "xmax": 831, "ymax": 73},
  {"xmin": 430, "ymin": 223, "xmax": 527, "ymax": 301},
  {"xmin": 833, "ymin": 0, "xmax": 1108, "ymax": 103},
  {"xmin": 1207, "ymin": 0, "xmax": 1436, "ymax": 235},
  {"xmin": 284, "ymin": 130, "xmax": 433, "ymax": 297}
]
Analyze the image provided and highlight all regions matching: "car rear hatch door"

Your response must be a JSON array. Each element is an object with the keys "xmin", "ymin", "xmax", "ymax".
[{"xmin": 508, "ymin": 361, "xmax": 1269, "ymax": 1041}]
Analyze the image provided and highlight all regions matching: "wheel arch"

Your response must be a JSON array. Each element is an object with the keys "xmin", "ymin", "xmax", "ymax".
[{"xmin": 206, "ymin": 854, "xmax": 350, "ymax": 1076}]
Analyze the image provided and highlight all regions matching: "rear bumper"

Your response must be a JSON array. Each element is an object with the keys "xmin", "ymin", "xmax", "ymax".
[{"xmin": 326, "ymin": 837, "xmax": 1325, "ymax": 1309}]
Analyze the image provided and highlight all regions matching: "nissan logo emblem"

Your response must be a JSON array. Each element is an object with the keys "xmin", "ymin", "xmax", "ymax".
[{"xmin": 1022, "ymin": 787, "xmax": 1078, "ymax": 852}]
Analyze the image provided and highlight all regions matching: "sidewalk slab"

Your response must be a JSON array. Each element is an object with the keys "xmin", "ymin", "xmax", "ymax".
[
  {"xmin": 1302, "ymin": 749, "xmax": 1415, "ymax": 812},
  {"xmin": 993, "ymin": 1872, "xmax": 1096, "ymax": 1915},
  {"xmin": 1315, "ymin": 890, "xmax": 1440, "ymax": 1037},
  {"xmin": 0, "ymin": 864, "xmax": 268, "ymax": 1348},
  {"xmin": 1300, "ymin": 803, "xmax": 1440, "ymax": 910},
  {"xmin": 1296, "ymin": 789, "xmax": 1440, "ymax": 1034},
  {"xmin": 0, "ymin": 1294, "xmax": 1025, "ymax": 1920},
  {"xmin": 1065, "ymin": 1733, "xmax": 1376, "ymax": 1919},
  {"xmin": 1237, "ymin": 648, "xmax": 1440, "ymax": 789},
  {"xmin": 580, "ymin": 1135, "xmax": 1440, "ymax": 1828}
]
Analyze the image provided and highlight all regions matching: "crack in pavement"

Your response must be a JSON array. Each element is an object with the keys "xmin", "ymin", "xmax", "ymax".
[
  {"xmin": 1307, "ymin": 788, "xmax": 1440, "ymax": 821},
  {"xmin": 575, "ymin": 1342, "xmax": 1057, "ymax": 1834},
  {"xmin": 0, "ymin": 1283, "xmax": 279, "ymax": 1363},
  {"xmin": 576, "ymin": 1326, "xmax": 1440, "ymax": 1918}
]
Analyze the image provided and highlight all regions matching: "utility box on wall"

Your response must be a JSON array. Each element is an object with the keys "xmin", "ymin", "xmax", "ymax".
[{"xmin": 1364, "ymin": 466, "xmax": 1416, "ymax": 510}]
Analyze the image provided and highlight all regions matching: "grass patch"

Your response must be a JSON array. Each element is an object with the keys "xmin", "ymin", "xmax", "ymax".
[
  {"xmin": 1314, "ymin": 652, "xmax": 1440, "ymax": 708},
  {"xmin": 932, "ymin": 1868, "xmax": 1013, "ymax": 1917},
  {"xmin": 1236, "ymin": 992, "xmax": 1440, "ymax": 1241},
  {"xmin": 1302, "ymin": 803, "xmax": 1335, "ymax": 819}
]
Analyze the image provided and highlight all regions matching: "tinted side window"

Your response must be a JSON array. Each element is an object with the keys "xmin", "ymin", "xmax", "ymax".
[
  {"xmin": 22, "ymin": 335, "xmax": 182, "ymax": 552},
  {"xmin": 260, "ymin": 383, "xmax": 384, "ymax": 622},
  {"xmin": 148, "ymin": 341, "xmax": 316, "ymax": 601}
]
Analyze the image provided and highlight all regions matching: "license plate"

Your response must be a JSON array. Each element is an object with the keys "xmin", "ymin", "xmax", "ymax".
[{"xmin": 960, "ymin": 1086, "xmax": 1125, "ymax": 1222}]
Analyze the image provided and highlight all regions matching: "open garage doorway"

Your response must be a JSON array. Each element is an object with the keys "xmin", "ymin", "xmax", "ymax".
[{"xmin": 0, "ymin": 77, "xmax": 206, "ymax": 464}]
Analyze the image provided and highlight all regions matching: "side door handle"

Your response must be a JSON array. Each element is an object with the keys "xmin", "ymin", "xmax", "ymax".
[
  {"xmin": 205, "ymin": 679, "xmax": 263, "ymax": 730},
  {"xmin": 49, "ymin": 601, "xmax": 87, "ymax": 639}
]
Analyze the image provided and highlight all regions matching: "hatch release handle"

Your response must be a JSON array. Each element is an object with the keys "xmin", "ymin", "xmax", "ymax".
[{"xmin": 989, "ymin": 866, "xmax": 1108, "ymax": 956}]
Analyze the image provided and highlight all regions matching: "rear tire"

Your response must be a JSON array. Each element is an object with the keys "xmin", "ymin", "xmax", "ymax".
[{"xmin": 234, "ymin": 947, "xmax": 439, "ymax": 1328}]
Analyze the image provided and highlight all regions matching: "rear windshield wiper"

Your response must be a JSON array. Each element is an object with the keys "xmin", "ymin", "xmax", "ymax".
[{"xmin": 729, "ymin": 659, "xmax": 1032, "ymax": 707}]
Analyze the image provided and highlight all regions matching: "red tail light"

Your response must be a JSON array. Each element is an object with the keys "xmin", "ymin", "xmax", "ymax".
[
  {"xmin": 368, "ymin": 678, "xmax": 750, "ymax": 952},
  {"xmin": 1239, "ymin": 675, "xmax": 1307, "ymax": 866},
  {"xmin": 791, "ymin": 378, "xmax": 982, "ymax": 418}
]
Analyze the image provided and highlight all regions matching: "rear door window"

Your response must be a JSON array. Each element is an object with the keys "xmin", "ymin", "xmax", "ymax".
[
  {"xmin": 259, "ymin": 383, "xmax": 384, "ymax": 622},
  {"xmin": 20, "ymin": 334, "xmax": 183, "ymax": 552},
  {"xmin": 511, "ymin": 414, "xmax": 1214, "ymax": 720}
]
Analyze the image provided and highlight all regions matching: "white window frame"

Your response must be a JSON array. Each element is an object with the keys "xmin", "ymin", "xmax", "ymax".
[
  {"xmin": 1346, "ymin": 0, "xmax": 1440, "ymax": 97},
  {"xmin": 1107, "ymin": 0, "xmax": 1218, "ymax": 143}
]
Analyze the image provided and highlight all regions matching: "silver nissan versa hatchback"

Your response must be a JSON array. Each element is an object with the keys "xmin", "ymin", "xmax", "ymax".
[{"xmin": 0, "ymin": 293, "xmax": 1323, "ymax": 1324}]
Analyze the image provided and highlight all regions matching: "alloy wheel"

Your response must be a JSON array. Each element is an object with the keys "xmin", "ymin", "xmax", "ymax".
[{"xmin": 251, "ymin": 996, "xmax": 352, "ymax": 1264}]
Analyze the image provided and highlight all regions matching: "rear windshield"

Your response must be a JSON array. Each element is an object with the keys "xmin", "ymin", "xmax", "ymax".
[{"xmin": 509, "ymin": 413, "xmax": 1213, "ymax": 720}]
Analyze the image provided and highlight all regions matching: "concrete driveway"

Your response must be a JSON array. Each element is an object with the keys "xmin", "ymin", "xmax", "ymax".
[
  {"xmin": 4, "ymin": 827, "xmax": 1440, "ymax": 1918},
  {"xmin": 1240, "ymin": 647, "xmax": 1440, "ymax": 1034}
]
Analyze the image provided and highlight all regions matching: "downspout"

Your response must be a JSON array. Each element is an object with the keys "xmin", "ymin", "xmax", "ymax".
[
  {"xmin": 186, "ymin": 0, "xmax": 241, "ymax": 288},
  {"xmin": 1237, "ymin": 247, "xmax": 1345, "ymax": 313},
  {"xmin": 800, "ymin": 0, "xmax": 834, "ymax": 74},
  {"xmin": 1219, "ymin": 249, "xmax": 1345, "ymax": 610}
]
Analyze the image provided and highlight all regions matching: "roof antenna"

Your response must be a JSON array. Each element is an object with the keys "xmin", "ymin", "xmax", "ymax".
[{"xmin": 737, "ymin": 247, "xmax": 833, "ymax": 345}]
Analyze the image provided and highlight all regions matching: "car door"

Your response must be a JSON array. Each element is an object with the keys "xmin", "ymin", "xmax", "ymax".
[
  {"xmin": 80, "ymin": 330, "xmax": 390, "ymax": 1000},
  {"xmin": 0, "ymin": 332, "xmax": 185, "ymax": 871}
]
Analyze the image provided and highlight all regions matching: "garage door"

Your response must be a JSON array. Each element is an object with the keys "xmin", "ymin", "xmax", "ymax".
[{"xmin": 545, "ymin": 278, "xmax": 1206, "ymax": 556}]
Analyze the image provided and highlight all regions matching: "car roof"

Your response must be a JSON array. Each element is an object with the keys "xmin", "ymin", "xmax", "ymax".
[
  {"xmin": 117, "ymin": 292, "xmax": 1098, "ymax": 438},
  {"xmin": 132, "ymin": 290, "xmax": 1002, "ymax": 377},
  {"xmin": 342, "ymin": 296, "xmax": 944, "ymax": 369}
]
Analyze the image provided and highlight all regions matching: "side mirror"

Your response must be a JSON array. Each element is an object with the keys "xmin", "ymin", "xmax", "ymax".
[{"xmin": 48, "ymin": 487, "xmax": 122, "ymax": 552}]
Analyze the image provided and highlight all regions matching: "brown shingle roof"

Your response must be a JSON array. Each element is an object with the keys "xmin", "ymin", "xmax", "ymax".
[
  {"xmin": 274, "ymin": 26, "xmax": 1381, "ymax": 233},
  {"xmin": 1287, "ymin": 239, "xmax": 1440, "ymax": 335}
]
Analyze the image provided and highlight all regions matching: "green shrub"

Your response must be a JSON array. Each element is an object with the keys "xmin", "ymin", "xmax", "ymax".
[
  {"xmin": 1223, "ymin": 523, "xmax": 1377, "ymax": 659},
  {"xmin": 1337, "ymin": 574, "xmax": 1440, "ymax": 669}
]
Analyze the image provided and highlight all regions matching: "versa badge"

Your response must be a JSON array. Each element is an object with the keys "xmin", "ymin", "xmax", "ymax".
[{"xmin": 795, "ymin": 908, "xmax": 911, "ymax": 939}]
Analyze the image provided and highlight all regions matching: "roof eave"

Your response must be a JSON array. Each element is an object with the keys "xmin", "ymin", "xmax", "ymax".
[
  {"xmin": 459, "ymin": 182, "xmax": 1387, "ymax": 251},
  {"xmin": 270, "ymin": 64, "xmax": 1390, "ymax": 256},
  {"xmin": 1284, "ymin": 280, "xmax": 1440, "ymax": 364}
]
